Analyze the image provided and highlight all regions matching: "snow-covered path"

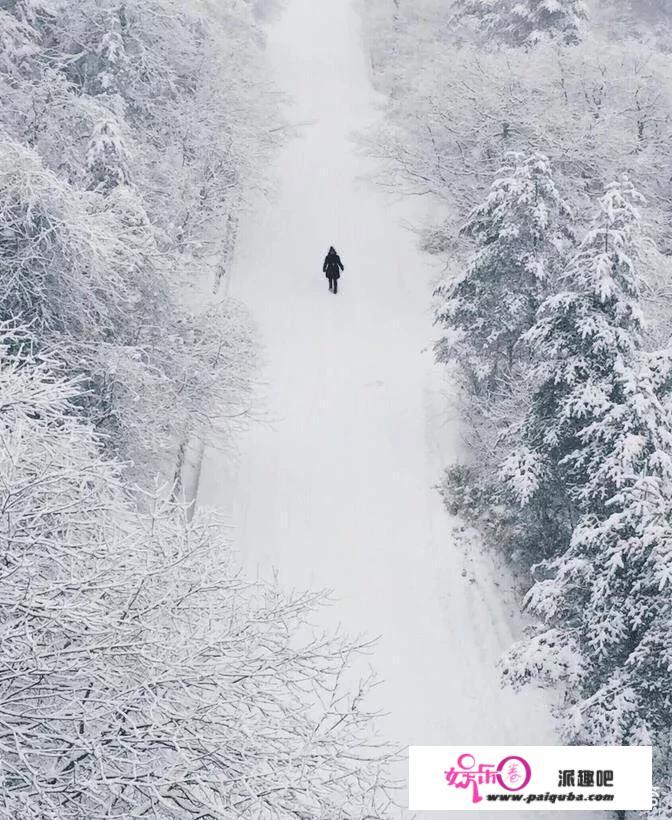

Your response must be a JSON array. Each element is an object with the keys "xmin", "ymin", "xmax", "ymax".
[{"xmin": 200, "ymin": 1, "xmax": 588, "ymax": 816}]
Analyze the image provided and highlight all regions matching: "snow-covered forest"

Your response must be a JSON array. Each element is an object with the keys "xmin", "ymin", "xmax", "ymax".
[
  {"xmin": 0, "ymin": 1, "xmax": 394, "ymax": 816},
  {"xmin": 2, "ymin": 0, "xmax": 670, "ymax": 816},
  {"xmin": 361, "ymin": 0, "xmax": 672, "ymax": 815}
]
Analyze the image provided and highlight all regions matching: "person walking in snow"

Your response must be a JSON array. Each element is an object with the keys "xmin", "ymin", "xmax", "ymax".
[{"xmin": 323, "ymin": 246, "xmax": 344, "ymax": 294}]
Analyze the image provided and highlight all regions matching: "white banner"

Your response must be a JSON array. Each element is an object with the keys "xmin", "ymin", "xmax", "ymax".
[{"xmin": 409, "ymin": 746, "xmax": 652, "ymax": 811}]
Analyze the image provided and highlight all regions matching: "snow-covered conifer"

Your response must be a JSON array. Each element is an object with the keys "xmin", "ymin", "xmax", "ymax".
[
  {"xmin": 505, "ymin": 0, "xmax": 588, "ymax": 46},
  {"xmin": 434, "ymin": 152, "xmax": 574, "ymax": 388},
  {"xmin": 433, "ymin": 154, "xmax": 574, "ymax": 574},
  {"xmin": 502, "ymin": 178, "xmax": 672, "ymax": 794},
  {"xmin": 502, "ymin": 175, "xmax": 645, "ymax": 509},
  {"xmin": 455, "ymin": 0, "xmax": 588, "ymax": 46},
  {"xmin": 85, "ymin": 118, "xmax": 132, "ymax": 192},
  {"xmin": 503, "ymin": 350, "xmax": 672, "ymax": 794},
  {"xmin": 0, "ymin": 7, "xmax": 36, "ymax": 76},
  {"xmin": 453, "ymin": 0, "xmax": 502, "ymax": 37},
  {"xmin": 362, "ymin": 0, "xmax": 672, "ymax": 804}
]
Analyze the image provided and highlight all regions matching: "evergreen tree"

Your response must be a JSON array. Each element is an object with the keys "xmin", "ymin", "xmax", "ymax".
[
  {"xmin": 453, "ymin": 0, "xmax": 502, "ymax": 38},
  {"xmin": 434, "ymin": 152, "xmax": 574, "ymax": 389},
  {"xmin": 434, "ymin": 153, "xmax": 574, "ymax": 575},
  {"xmin": 507, "ymin": 0, "xmax": 588, "ymax": 45},
  {"xmin": 504, "ymin": 356, "xmax": 672, "ymax": 804},
  {"xmin": 85, "ymin": 118, "xmax": 132, "ymax": 192},
  {"xmin": 502, "ymin": 177, "xmax": 672, "ymax": 795},
  {"xmin": 455, "ymin": 0, "xmax": 588, "ymax": 46},
  {"xmin": 501, "ymin": 176, "xmax": 645, "ymax": 512}
]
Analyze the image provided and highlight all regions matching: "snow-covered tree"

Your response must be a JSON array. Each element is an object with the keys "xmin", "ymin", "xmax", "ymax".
[
  {"xmin": 0, "ymin": 0, "xmax": 277, "ymax": 487},
  {"xmin": 502, "ymin": 353, "xmax": 672, "ymax": 810},
  {"xmin": 452, "ymin": 0, "xmax": 506, "ymax": 40},
  {"xmin": 85, "ymin": 118, "xmax": 131, "ymax": 193},
  {"xmin": 504, "ymin": 0, "xmax": 588, "ymax": 46},
  {"xmin": 1, "ymin": 0, "xmax": 279, "ymax": 289},
  {"xmin": 0, "ymin": 140, "xmax": 166, "ymax": 476},
  {"xmin": 0, "ymin": 5, "xmax": 398, "ymax": 813},
  {"xmin": 594, "ymin": 0, "xmax": 672, "ymax": 37},
  {"xmin": 501, "ymin": 176, "xmax": 645, "ymax": 511},
  {"xmin": 0, "ymin": 323, "xmax": 393, "ymax": 818},
  {"xmin": 500, "ymin": 179, "xmax": 672, "ymax": 799},
  {"xmin": 455, "ymin": 0, "xmax": 588, "ymax": 46},
  {"xmin": 0, "ymin": 6, "xmax": 36, "ymax": 76},
  {"xmin": 362, "ymin": 0, "xmax": 672, "ymax": 805},
  {"xmin": 433, "ymin": 154, "xmax": 574, "ymax": 576},
  {"xmin": 362, "ymin": 1, "xmax": 672, "ymax": 255},
  {"xmin": 434, "ymin": 152, "xmax": 574, "ymax": 388},
  {"xmin": 0, "ymin": 139, "xmax": 148, "ymax": 351},
  {"xmin": 31, "ymin": 0, "xmax": 280, "ymax": 263}
]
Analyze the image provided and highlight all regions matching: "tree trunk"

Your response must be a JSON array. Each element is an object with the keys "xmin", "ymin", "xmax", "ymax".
[
  {"xmin": 185, "ymin": 439, "xmax": 206, "ymax": 523},
  {"xmin": 171, "ymin": 435, "xmax": 187, "ymax": 502}
]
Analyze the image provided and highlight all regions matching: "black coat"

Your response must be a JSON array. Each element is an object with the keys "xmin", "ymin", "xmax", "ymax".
[{"xmin": 323, "ymin": 252, "xmax": 344, "ymax": 279}]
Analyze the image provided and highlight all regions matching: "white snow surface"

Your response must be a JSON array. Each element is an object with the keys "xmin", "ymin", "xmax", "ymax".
[{"xmin": 199, "ymin": 1, "xmax": 596, "ymax": 816}]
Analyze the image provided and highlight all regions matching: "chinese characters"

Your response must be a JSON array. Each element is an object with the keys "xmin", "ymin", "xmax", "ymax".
[{"xmin": 445, "ymin": 753, "xmax": 532, "ymax": 803}]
